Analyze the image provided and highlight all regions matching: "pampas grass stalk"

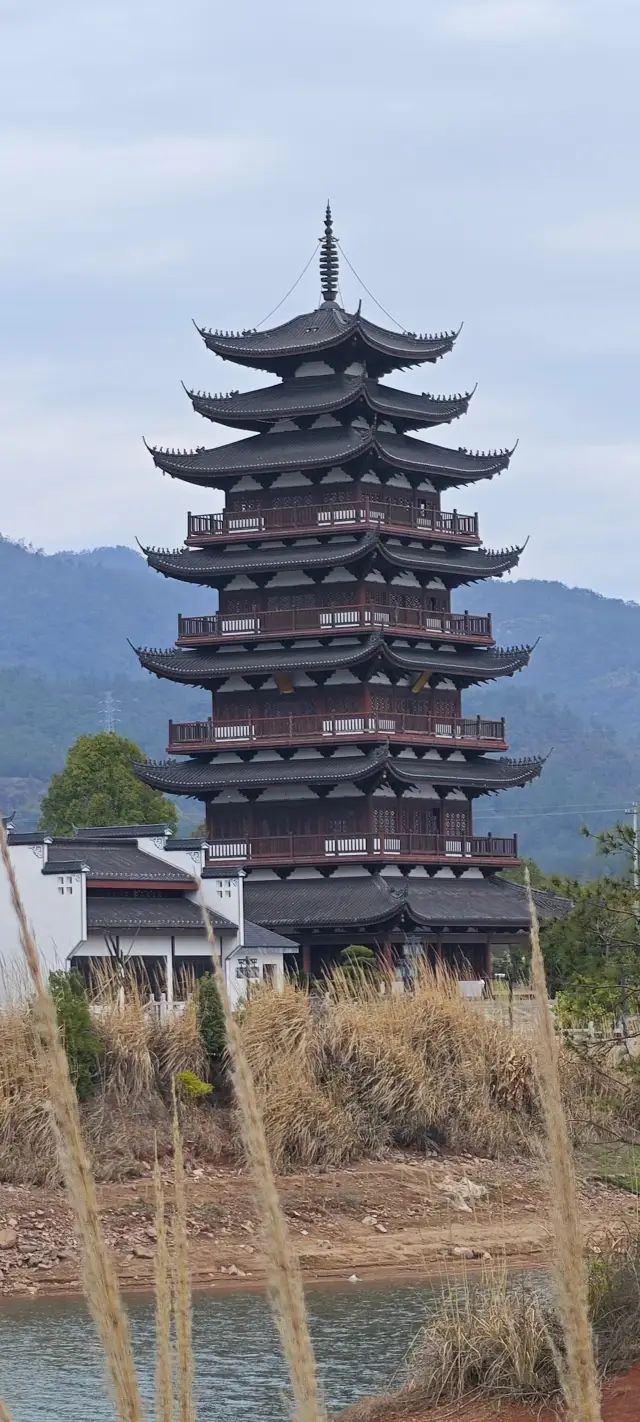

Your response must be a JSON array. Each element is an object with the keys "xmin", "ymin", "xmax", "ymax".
[
  {"xmin": 525, "ymin": 868, "xmax": 602, "ymax": 1422},
  {"xmin": 171, "ymin": 1081, "xmax": 195, "ymax": 1422},
  {"xmin": 0, "ymin": 1399, "xmax": 13, "ymax": 1421},
  {"xmin": 0, "ymin": 820, "xmax": 144, "ymax": 1422},
  {"xmin": 154, "ymin": 1143, "xmax": 174, "ymax": 1422},
  {"xmin": 198, "ymin": 891, "xmax": 325, "ymax": 1422}
]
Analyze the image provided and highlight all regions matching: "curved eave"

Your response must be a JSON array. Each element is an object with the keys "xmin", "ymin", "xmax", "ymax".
[
  {"xmin": 375, "ymin": 432, "xmax": 513, "ymax": 485},
  {"xmin": 195, "ymin": 306, "xmax": 459, "ymax": 376},
  {"xmin": 134, "ymin": 748, "xmax": 389, "ymax": 796},
  {"xmin": 133, "ymin": 636, "xmax": 533, "ymax": 689},
  {"xmin": 387, "ymin": 755, "xmax": 545, "ymax": 793},
  {"xmin": 383, "ymin": 642, "xmax": 534, "ymax": 683},
  {"xmin": 187, "ymin": 377, "xmax": 472, "ymax": 433},
  {"xmin": 146, "ymin": 428, "xmax": 513, "ymax": 490},
  {"xmin": 380, "ymin": 541, "xmax": 523, "ymax": 584},
  {"xmin": 143, "ymin": 532, "xmax": 377, "ymax": 586},
  {"xmin": 134, "ymin": 634, "xmax": 382, "ymax": 687}
]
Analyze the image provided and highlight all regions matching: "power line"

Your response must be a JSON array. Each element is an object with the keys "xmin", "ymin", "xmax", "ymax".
[{"xmin": 474, "ymin": 805, "xmax": 632, "ymax": 822}]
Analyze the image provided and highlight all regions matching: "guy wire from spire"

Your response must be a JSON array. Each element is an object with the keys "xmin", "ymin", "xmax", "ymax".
[
  {"xmin": 254, "ymin": 242, "xmax": 321, "ymax": 328},
  {"xmin": 336, "ymin": 239, "xmax": 407, "ymax": 331}
]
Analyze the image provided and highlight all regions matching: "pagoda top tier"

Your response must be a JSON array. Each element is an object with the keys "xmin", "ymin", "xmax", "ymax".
[
  {"xmin": 196, "ymin": 307, "xmax": 459, "ymax": 379},
  {"xmin": 195, "ymin": 203, "xmax": 459, "ymax": 378}
]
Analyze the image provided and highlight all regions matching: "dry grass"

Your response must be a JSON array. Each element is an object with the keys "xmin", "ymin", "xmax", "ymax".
[
  {"xmin": 0, "ymin": 820, "xmax": 145, "ymax": 1422},
  {"xmin": 154, "ymin": 1144, "xmax": 174, "ymax": 1422},
  {"xmin": 239, "ymin": 967, "xmax": 537, "ymax": 1171},
  {"xmin": 172, "ymin": 1082, "xmax": 196, "ymax": 1422},
  {"xmin": 526, "ymin": 871, "xmax": 603, "ymax": 1421},
  {"xmin": 199, "ymin": 894, "xmax": 326, "ymax": 1422},
  {"xmin": 406, "ymin": 1266, "xmax": 561, "ymax": 1409}
]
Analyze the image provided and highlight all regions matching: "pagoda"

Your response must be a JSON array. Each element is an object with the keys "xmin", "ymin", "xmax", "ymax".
[{"xmin": 134, "ymin": 206, "xmax": 553, "ymax": 975}]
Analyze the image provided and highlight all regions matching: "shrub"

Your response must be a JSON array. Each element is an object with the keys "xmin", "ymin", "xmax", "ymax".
[
  {"xmin": 49, "ymin": 970, "xmax": 101, "ymax": 1101},
  {"xmin": 176, "ymin": 1070, "xmax": 213, "ymax": 1101},
  {"xmin": 197, "ymin": 972, "xmax": 226, "ymax": 1069}
]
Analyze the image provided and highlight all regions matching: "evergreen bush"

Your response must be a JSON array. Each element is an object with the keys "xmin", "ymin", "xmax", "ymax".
[{"xmin": 49, "ymin": 970, "xmax": 102, "ymax": 1100}]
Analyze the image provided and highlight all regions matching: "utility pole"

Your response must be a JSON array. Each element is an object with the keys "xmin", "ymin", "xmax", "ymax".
[{"xmin": 102, "ymin": 690, "xmax": 118, "ymax": 734}]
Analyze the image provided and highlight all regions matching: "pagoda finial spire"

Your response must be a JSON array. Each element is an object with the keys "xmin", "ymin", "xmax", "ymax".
[{"xmin": 319, "ymin": 201, "xmax": 339, "ymax": 303}]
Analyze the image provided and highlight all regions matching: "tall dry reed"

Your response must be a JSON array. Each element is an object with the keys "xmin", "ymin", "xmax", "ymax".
[
  {"xmin": 199, "ymin": 892, "xmax": 325, "ymax": 1422},
  {"xmin": 526, "ymin": 868, "xmax": 602, "ymax": 1422},
  {"xmin": 0, "ymin": 1399, "xmax": 13, "ymax": 1422},
  {"xmin": 171, "ymin": 1080, "xmax": 196, "ymax": 1422},
  {"xmin": 0, "ymin": 820, "xmax": 144, "ymax": 1422},
  {"xmin": 154, "ymin": 1143, "xmax": 174, "ymax": 1422}
]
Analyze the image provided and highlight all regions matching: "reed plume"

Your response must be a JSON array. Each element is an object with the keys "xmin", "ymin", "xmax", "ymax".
[
  {"xmin": 0, "ymin": 820, "xmax": 144, "ymax": 1422},
  {"xmin": 198, "ymin": 889, "xmax": 325, "ymax": 1422},
  {"xmin": 525, "ymin": 868, "xmax": 602, "ymax": 1422},
  {"xmin": 154, "ymin": 1142, "xmax": 174, "ymax": 1422},
  {"xmin": 0, "ymin": 1399, "xmax": 13, "ymax": 1422},
  {"xmin": 171, "ymin": 1080, "xmax": 196, "ymax": 1422}
]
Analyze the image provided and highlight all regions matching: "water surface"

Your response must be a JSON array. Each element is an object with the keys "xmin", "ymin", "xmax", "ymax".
[{"xmin": 0, "ymin": 1280, "xmax": 435, "ymax": 1420}]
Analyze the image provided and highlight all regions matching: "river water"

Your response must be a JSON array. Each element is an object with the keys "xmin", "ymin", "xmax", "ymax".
[{"xmin": 0, "ymin": 1280, "xmax": 436, "ymax": 1420}]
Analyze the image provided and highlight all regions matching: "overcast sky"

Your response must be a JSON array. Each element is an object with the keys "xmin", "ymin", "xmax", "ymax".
[{"xmin": 1, "ymin": 0, "xmax": 639, "ymax": 598}]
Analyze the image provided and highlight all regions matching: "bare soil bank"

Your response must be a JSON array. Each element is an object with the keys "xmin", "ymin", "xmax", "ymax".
[
  {"xmin": 0, "ymin": 1152, "xmax": 634, "ymax": 1301},
  {"xmin": 340, "ymin": 1364, "xmax": 640, "ymax": 1421}
]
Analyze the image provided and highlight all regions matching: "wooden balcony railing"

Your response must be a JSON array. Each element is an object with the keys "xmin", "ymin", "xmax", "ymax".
[
  {"xmin": 205, "ymin": 832, "xmax": 518, "ymax": 865},
  {"xmin": 187, "ymin": 499, "xmax": 479, "ymax": 544},
  {"xmin": 168, "ymin": 711, "xmax": 507, "ymax": 753},
  {"xmin": 177, "ymin": 606, "xmax": 492, "ymax": 643}
]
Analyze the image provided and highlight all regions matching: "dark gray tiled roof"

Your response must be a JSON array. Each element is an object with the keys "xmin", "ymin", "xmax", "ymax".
[
  {"xmin": 406, "ymin": 878, "xmax": 573, "ymax": 928},
  {"xmin": 242, "ymin": 920, "xmax": 299, "ymax": 951},
  {"xmin": 48, "ymin": 842, "xmax": 194, "ymax": 883},
  {"xmin": 85, "ymin": 896, "xmax": 233, "ymax": 932},
  {"xmin": 7, "ymin": 832, "xmax": 51, "ymax": 846},
  {"xmin": 144, "ymin": 536, "xmax": 520, "ymax": 590},
  {"xmin": 245, "ymin": 875, "xmax": 404, "ymax": 928},
  {"xmin": 135, "ymin": 636, "xmax": 532, "ymax": 689},
  {"xmin": 244, "ymin": 875, "xmax": 571, "ymax": 933},
  {"xmin": 196, "ymin": 303, "xmax": 458, "ymax": 376},
  {"xmin": 381, "ymin": 542, "xmax": 522, "ymax": 583},
  {"xmin": 148, "ymin": 427, "xmax": 511, "ymax": 489},
  {"xmin": 136, "ymin": 747, "xmax": 388, "ymax": 793},
  {"xmin": 145, "ymin": 533, "xmax": 376, "ymax": 585},
  {"xmin": 70, "ymin": 824, "xmax": 173, "ymax": 840},
  {"xmin": 383, "ymin": 642, "xmax": 532, "ymax": 681},
  {"xmin": 189, "ymin": 375, "xmax": 471, "ymax": 433},
  {"xmin": 134, "ymin": 748, "xmax": 544, "ymax": 797},
  {"xmin": 135, "ymin": 635, "xmax": 380, "ymax": 685}
]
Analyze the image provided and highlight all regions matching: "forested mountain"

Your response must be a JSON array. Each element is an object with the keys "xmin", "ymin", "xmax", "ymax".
[{"xmin": 1, "ymin": 538, "xmax": 639, "ymax": 871}]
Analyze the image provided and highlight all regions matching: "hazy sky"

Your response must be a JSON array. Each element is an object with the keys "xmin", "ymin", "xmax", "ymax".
[{"xmin": 2, "ymin": 0, "xmax": 639, "ymax": 598}]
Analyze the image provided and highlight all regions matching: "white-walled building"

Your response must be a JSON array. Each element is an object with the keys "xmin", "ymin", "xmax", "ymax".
[{"xmin": 1, "ymin": 821, "xmax": 297, "ymax": 1009}]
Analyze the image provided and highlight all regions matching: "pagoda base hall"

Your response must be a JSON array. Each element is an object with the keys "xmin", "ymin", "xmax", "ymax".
[{"xmin": 134, "ymin": 206, "xmax": 569, "ymax": 977}]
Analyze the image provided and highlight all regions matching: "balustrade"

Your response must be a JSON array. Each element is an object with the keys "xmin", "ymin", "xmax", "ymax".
[
  {"xmin": 167, "ymin": 710, "xmax": 507, "ymax": 752},
  {"xmin": 177, "ymin": 606, "xmax": 492, "ymax": 642},
  {"xmin": 206, "ymin": 831, "xmax": 518, "ymax": 864},
  {"xmin": 186, "ymin": 498, "xmax": 479, "ymax": 543}
]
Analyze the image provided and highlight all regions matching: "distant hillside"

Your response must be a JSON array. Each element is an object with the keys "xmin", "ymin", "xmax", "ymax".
[
  {"xmin": 463, "ymin": 578, "xmax": 640, "ymax": 742},
  {"xmin": 0, "ymin": 538, "xmax": 213, "ymax": 678},
  {"xmin": 1, "ymin": 540, "xmax": 639, "ymax": 869}
]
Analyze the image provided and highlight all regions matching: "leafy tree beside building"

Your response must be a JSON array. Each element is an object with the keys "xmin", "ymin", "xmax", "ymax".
[{"xmin": 39, "ymin": 732, "xmax": 178, "ymax": 835}]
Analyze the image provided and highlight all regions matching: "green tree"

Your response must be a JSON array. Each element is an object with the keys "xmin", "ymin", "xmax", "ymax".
[
  {"xmin": 49, "ymin": 970, "xmax": 102, "ymax": 1100},
  {"xmin": 39, "ymin": 732, "xmax": 178, "ymax": 834},
  {"xmin": 340, "ymin": 943, "xmax": 380, "ymax": 983},
  {"xmin": 196, "ymin": 972, "xmax": 227, "ymax": 1070},
  {"xmin": 540, "ymin": 821, "xmax": 640, "ymax": 1023}
]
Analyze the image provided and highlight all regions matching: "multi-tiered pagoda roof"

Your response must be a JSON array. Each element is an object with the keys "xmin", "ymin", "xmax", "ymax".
[{"xmin": 134, "ymin": 205, "xmax": 562, "ymax": 974}]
